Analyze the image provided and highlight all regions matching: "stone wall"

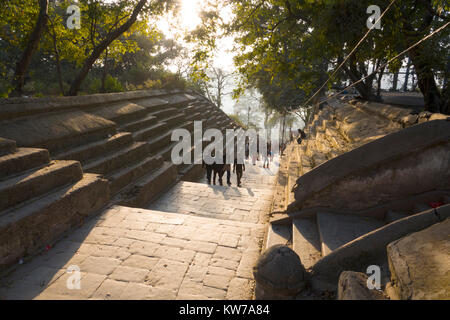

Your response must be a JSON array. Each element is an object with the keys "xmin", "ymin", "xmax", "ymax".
[
  {"xmin": 0, "ymin": 89, "xmax": 237, "ymax": 270},
  {"xmin": 288, "ymin": 98, "xmax": 450, "ymax": 212}
]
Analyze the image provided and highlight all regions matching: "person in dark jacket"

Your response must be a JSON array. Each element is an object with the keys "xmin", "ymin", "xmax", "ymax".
[
  {"xmin": 213, "ymin": 161, "xmax": 224, "ymax": 186},
  {"xmin": 202, "ymin": 160, "xmax": 213, "ymax": 184},
  {"xmin": 233, "ymin": 157, "xmax": 245, "ymax": 187},
  {"xmin": 222, "ymin": 155, "xmax": 232, "ymax": 186}
]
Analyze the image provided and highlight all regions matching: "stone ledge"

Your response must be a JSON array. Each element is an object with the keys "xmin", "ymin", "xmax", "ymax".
[
  {"xmin": 289, "ymin": 120, "xmax": 450, "ymax": 211},
  {"xmin": 310, "ymin": 205, "xmax": 450, "ymax": 292}
]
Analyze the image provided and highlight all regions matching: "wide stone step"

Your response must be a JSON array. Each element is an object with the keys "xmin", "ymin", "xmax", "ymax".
[
  {"xmin": 107, "ymin": 155, "xmax": 164, "ymax": 195},
  {"xmin": 292, "ymin": 218, "xmax": 321, "ymax": 269},
  {"xmin": 0, "ymin": 173, "xmax": 109, "ymax": 269},
  {"xmin": 173, "ymin": 120, "xmax": 196, "ymax": 137},
  {"xmin": 119, "ymin": 115, "xmax": 158, "ymax": 133},
  {"xmin": 90, "ymin": 101, "xmax": 149, "ymax": 125},
  {"xmin": 265, "ymin": 223, "xmax": 291, "ymax": 249},
  {"xmin": 154, "ymin": 142, "xmax": 176, "ymax": 161},
  {"xmin": 178, "ymin": 163, "xmax": 203, "ymax": 182},
  {"xmin": 163, "ymin": 114, "xmax": 188, "ymax": 127},
  {"xmin": 83, "ymin": 142, "xmax": 150, "ymax": 175},
  {"xmin": 164, "ymin": 93, "xmax": 196, "ymax": 108},
  {"xmin": 133, "ymin": 122, "xmax": 168, "ymax": 142},
  {"xmin": 147, "ymin": 131, "xmax": 172, "ymax": 153},
  {"xmin": 184, "ymin": 111, "xmax": 203, "ymax": 121},
  {"xmin": 0, "ymin": 110, "xmax": 117, "ymax": 154},
  {"xmin": 0, "ymin": 148, "xmax": 50, "ymax": 178},
  {"xmin": 148, "ymin": 108, "xmax": 179, "ymax": 119},
  {"xmin": 317, "ymin": 212, "xmax": 385, "ymax": 256},
  {"xmin": 0, "ymin": 160, "xmax": 82, "ymax": 212},
  {"xmin": 384, "ymin": 210, "xmax": 410, "ymax": 224},
  {"xmin": 117, "ymin": 161, "xmax": 177, "ymax": 208},
  {"xmin": 133, "ymin": 97, "xmax": 169, "ymax": 110},
  {"xmin": 53, "ymin": 132, "xmax": 133, "ymax": 164},
  {"xmin": 0, "ymin": 138, "xmax": 16, "ymax": 156}
]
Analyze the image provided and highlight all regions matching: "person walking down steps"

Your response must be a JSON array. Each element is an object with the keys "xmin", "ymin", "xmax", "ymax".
[
  {"xmin": 223, "ymin": 155, "xmax": 232, "ymax": 186},
  {"xmin": 202, "ymin": 160, "xmax": 213, "ymax": 185},
  {"xmin": 213, "ymin": 160, "xmax": 224, "ymax": 186},
  {"xmin": 233, "ymin": 157, "xmax": 246, "ymax": 188}
]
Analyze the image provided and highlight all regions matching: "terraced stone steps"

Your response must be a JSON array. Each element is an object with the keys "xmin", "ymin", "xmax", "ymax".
[
  {"xmin": 90, "ymin": 101, "xmax": 149, "ymax": 126},
  {"xmin": 162, "ymin": 93, "xmax": 197, "ymax": 108},
  {"xmin": 116, "ymin": 161, "xmax": 177, "ymax": 208},
  {"xmin": 0, "ymin": 148, "xmax": 50, "ymax": 178},
  {"xmin": 132, "ymin": 97, "xmax": 169, "ymax": 111},
  {"xmin": 0, "ymin": 90, "xmax": 239, "ymax": 272},
  {"xmin": 0, "ymin": 138, "xmax": 16, "ymax": 156},
  {"xmin": 133, "ymin": 122, "xmax": 168, "ymax": 142},
  {"xmin": 53, "ymin": 132, "xmax": 133, "ymax": 164},
  {"xmin": 83, "ymin": 142, "xmax": 150, "ymax": 175},
  {"xmin": 0, "ymin": 173, "xmax": 109, "ymax": 268},
  {"xmin": 106, "ymin": 155, "xmax": 164, "ymax": 195},
  {"xmin": 148, "ymin": 108, "xmax": 180, "ymax": 120},
  {"xmin": 0, "ymin": 142, "xmax": 109, "ymax": 269},
  {"xmin": 0, "ymin": 110, "xmax": 117, "ymax": 154},
  {"xmin": 266, "ymin": 211, "xmax": 386, "ymax": 271},
  {"xmin": 0, "ymin": 160, "xmax": 82, "ymax": 212},
  {"xmin": 119, "ymin": 115, "xmax": 158, "ymax": 133}
]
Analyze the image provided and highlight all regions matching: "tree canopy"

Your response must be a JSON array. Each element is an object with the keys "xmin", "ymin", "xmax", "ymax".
[
  {"xmin": 190, "ymin": 0, "xmax": 450, "ymax": 114},
  {"xmin": 0, "ymin": 0, "xmax": 193, "ymax": 97}
]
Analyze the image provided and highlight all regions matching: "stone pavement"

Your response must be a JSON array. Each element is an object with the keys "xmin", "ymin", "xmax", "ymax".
[{"xmin": 0, "ymin": 157, "xmax": 279, "ymax": 300}]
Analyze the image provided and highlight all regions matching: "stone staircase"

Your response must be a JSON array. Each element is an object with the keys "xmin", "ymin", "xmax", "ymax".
[
  {"xmin": 0, "ymin": 90, "xmax": 239, "ymax": 271},
  {"xmin": 264, "ymin": 98, "xmax": 450, "ymax": 298},
  {"xmin": 0, "ymin": 137, "xmax": 109, "ymax": 268}
]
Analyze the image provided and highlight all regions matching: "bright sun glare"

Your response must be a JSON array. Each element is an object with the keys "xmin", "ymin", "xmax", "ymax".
[
  {"xmin": 156, "ymin": 0, "xmax": 202, "ymax": 39},
  {"xmin": 180, "ymin": 0, "xmax": 201, "ymax": 31}
]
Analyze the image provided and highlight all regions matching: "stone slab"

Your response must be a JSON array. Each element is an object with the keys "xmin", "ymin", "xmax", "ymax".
[
  {"xmin": 292, "ymin": 218, "xmax": 322, "ymax": 269},
  {"xmin": 317, "ymin": 212, "xmax": 385, "ymax": 256},
  {"xmin": 0, "ymin": 110, "xmax": 116, "ymax": 153},
  {"xmin": 387, "ymin": 219, "xmax": 450, "ymax": 300}
]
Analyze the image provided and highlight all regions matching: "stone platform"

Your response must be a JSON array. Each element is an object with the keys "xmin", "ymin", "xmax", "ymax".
[{"xmin": 0, "ymin": 158, "xmax": 278, "ymax": 300}]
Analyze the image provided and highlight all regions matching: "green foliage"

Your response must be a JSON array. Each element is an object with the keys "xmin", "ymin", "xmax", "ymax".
[
  {"xmin": 190, "ymin": 0, "xmax": 449, "ymax": 113},
  {"xmin": 0, "ymin": 0, "xmax": 182, "ymax": 97}
]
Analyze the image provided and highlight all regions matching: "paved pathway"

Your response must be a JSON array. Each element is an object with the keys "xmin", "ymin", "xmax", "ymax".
[{"xmin": 0, "ymin": 158, "xmax": 279, "ymax": 300}]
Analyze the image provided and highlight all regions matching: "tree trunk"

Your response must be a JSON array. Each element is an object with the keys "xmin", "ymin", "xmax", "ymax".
[
  {"xmin": 444, "ymin": 60, "xmax": 450, "ymax": 88},
  {"xmin": 51, "ymin": 30, "xmax": 64, "ymax": 95},
  {"xmin": 408, "ymin": 46, "xmax": 443, "ymax": 113},
  {"xmin": 101, "ymin": 48, "xmax": 109, "ymax": 93},
  {"xmin": 343, "ymin": 61, "xmax": 377, "ymax": 101},
  {"xmin": 11, "ymin": 0, "xmax": 49, "ymax": 96},
  {"xmin": 68, "ymin": 0, "xmax": 147, "ymax": 96},
  {"xmin": 391, "ymin": 70, "xmax": 399, "ymax": 91},
  {"xmin": 403, "ymin": 57, "xmax": 411, "ymax": 91},
  {"xmin": 377, "ymin": 65, "xmax": 386, "ymax": 98}
]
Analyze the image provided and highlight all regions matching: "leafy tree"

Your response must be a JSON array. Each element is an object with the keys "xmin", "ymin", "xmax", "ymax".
[
  {"xmin": 190, "ymin": 0, "xmax": 449, "ymax": 114},
  {"xmin": 0, "ymin": 0, "xmax": 49, "ymax": 96}
]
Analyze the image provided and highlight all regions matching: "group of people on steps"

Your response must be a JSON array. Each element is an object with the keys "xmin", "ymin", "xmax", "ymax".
[{"xmin": 203, "ymin": 155, "xmax": 246, "ymax": 187}]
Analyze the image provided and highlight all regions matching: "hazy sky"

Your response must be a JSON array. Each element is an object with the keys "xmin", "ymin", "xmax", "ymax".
[{"xmin": 155, "ymin": 0, "xmax": 238, "ymax": 114}]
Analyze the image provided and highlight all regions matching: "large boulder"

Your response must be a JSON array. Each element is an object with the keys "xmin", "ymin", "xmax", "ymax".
[
  {"xmin": 253, "ymin": 245, "xmax": 307, "ymax": 299},
  {"xmin": 387, "ymin": 219, "xmax": 450, "ymax": 300}
]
